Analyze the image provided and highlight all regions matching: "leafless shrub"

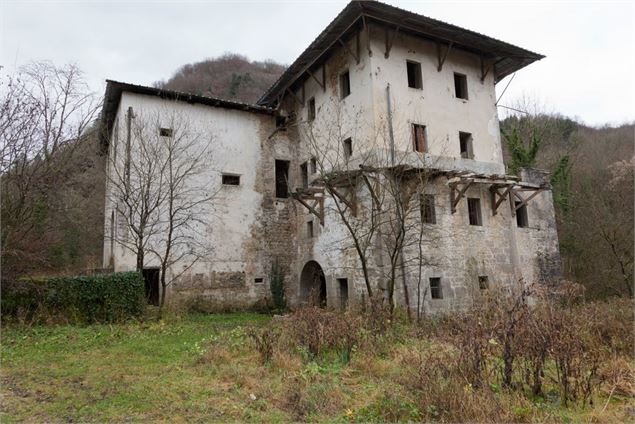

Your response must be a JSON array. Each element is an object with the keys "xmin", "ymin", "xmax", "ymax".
[{"xmin": 247, "ymin": 324, "xmax": 279, "ymax": 365}]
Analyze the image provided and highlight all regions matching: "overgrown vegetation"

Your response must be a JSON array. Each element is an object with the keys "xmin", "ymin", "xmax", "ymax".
[
  {"xmin": 1, "ymin": 271, "xmax": 145, "ymax": 324},
  {"xmin": 2, "ymin": 292, "xmax": 633, "ymax": 422}
]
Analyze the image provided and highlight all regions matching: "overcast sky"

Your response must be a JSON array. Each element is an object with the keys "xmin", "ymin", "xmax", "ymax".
[{"xmin": 1, "ymin": 1, "xmax": 633, "ymax": 126}]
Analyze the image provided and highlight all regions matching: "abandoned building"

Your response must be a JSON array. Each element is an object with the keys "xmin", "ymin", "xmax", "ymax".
[{"xmin": 101, "ymin": 0, "xmax": 561, "ymax": 314}]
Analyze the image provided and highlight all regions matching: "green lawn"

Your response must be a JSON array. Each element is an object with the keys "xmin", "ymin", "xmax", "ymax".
[{"xmin": 1, "ymin": 313, "xmax": 632, "ymax": 423}]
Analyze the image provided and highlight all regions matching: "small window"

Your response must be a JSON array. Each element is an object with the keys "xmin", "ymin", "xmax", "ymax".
[
  {"xmin": 340, "ymin": 70, "xmax": 351, "ymax": 99},
  {"xmin": 343, "ymin": 138, "xmax": 353, "ymax": 160},
  {"xmin": 459, "ymin": 131, "xmax": 474, "ymax": 159},
  {"xmin": 430, "ymin": 277, "xmax": 443, "ymax": 299},
  {"xmin": 406, "ymin": 61, "xmax": 422, "ymax": 89},
  {"xmin": 310, "ymin": 157, "xmax": 317, "ymax": 174},
  {"xmin": 516, "ymin": 202, "xmax": 529, "ymax": 228},
  {"xmin": 467, "ymin": 197, "xmax": 482, "ymax": 226},
  {"xmin": 276, "ymin": 115, "xmax": 286, "ymax": 128},
  {"xmin": 159, "ymin": 127, "xmax": 173, "ymax": 137},
  {"xmin": 275, "ymin": 159, "xmax": 290, "ymax": 198},
  {"xmin": 420, "ymin": 194, "xmax": 436, "ymax": 224},
  {"xmin": 308, "ymin": 97, "xmax": 316, "ymax": 121},
  {"xmin": 412, "ymin": 124, "xmax": 426, "ymax": 153},
  {"xmin": 307, "ymin": 221, "xmax": 314, "ymax": 238},
  {"xmin": 454, "ymin": 73, "xmax": 468, "ymax": 100},
  {"xmin": 300, "ymin": 162, "xmax": 308, "ymax": 189},
  {"xmin": 222, "ymin": 174, "xmax": 240, "ymax": 186},
  {"xmin": 338, "ymin": 278, "xmax": 349, "ymax": 310},
  {"xmin": 478, "ymin": 276, "xmax": 489, "ymax": 290},
  {"xmin": 254, "ymin": 277, "xmax": 264, "ymax": 284}
]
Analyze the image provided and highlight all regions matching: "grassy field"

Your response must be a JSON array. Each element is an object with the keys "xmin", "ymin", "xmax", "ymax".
[{"xmin": 1, "ymin": 312, "xmax": 633, "ymax": 423}]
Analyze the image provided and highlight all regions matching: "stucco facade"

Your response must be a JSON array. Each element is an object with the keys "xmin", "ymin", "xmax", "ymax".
[{"xmin": 101, "ymin": 1, "xmax": 560, "ymax": 313}]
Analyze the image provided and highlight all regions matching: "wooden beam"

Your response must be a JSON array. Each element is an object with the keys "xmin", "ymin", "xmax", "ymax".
[
  {"xmin": 362, "ymin": 15, "xmax": 372, "ymax": 57},
  {"xmin": 330, "ymin": 186, "xmax": 357, "ymax": 216},
  {"xmin": 306, "ymin": 67, "xmax": 325, "ymax": 92},
  {"xmin": 437, "ymin": 42, "xmax": 453, "ymax": 72},
  {"xmin": 294, "ymin": 195, "xmax": 324, "ymax": 225},
  {"xmin": 490, "ymin": 185, "xmax": 513, "ymax": 216},
  {"xmin": 384, "ymin": 25, "xmax": 399, "ymax": 58},
  {"xmin": 362, "ymin": 174, "xmax": 380, "ymax": 208},
  {"xmin": 338, "ymin": 37, "xmax": 359, "ymax": 64},
  {"xmin": 285, "ymin": 88, "xmax": 303, "ymax": 107},
  {"xmin": 450, "ymin": 178, "xmax": 473, "ymax": 214},
  {"xmin": 480, "ymin": 56, "xmax": 492, "ymax": 83}
]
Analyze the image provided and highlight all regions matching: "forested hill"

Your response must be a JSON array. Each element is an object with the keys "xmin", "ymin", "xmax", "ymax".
[{"xmin": 154, "ymin": 53, "xmax": 287, "ymax": 104}]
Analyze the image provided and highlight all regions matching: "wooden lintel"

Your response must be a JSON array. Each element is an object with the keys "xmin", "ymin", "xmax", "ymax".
[
  {"xmin": 437, "ymin": 42, "xmax": 453, "ymax": 72},
  {"xmin": 338, "ymin": 38, "xmax": 359, "ymax": 64},
  {"xmin": 450, "ymin": 178, "xmax": 473, "ymax": 214},
  {"xmin": 384, "ymin": 25, "xmax": 400, "ymax": 58},
  {"xmin": 306, "ymin": 68, "xmax": 325, "ymax": 91},
  {"xmin": 480, "ymin": 57, "xmax": 492, "ymax": 83}
]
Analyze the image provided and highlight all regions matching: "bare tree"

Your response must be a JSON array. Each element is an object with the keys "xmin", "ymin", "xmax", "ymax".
[
  {"xmin": 0, "ymin": 62, "xmax": 101, "ymax": 278},
  {"xmin": 106, "ymin": 107, "xmax": 217, "ymax": 306},
  {"xmin": 297, "ymin": 97, "xmax": 442, "ymax": 315}
]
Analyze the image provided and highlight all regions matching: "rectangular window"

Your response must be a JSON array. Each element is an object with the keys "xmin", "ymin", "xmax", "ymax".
[
  {"xmin": 516, "ymin": 202, "xmax": 529, "ymax": 228},
  {"xmin": 467, "ymin": 197, "xmax": 482, "ymax": 226},
  {"xmin": 412, "ymin": 124, "xmax": 426, "ymax": 153},
  {"xmin": 478, "ymin": 276, "xmax": 489, "ymax": 290},
  {"xmin": 310, "ymin": 157, "xmax": 317, "ymax": 174},
  {"xmin": 159, "ymin": 127, "xmax": 173, "ymax": 137},
  {"xmin": 338, "ymin": 278, "xmax": 349, "ymax": 310},
  {"xmin": 459, "ymin": 131, "xmax": 474, "ymax": 159},
  {"xmin": 276, "ymin": 115, "xmax": 286, "ymax": 128},
  {"xmin": 406, "ymin": 60, "xmax": 422, "ymax": 89},
  {"xmin": 340, "ymin": 70, "xmax": 351, "ymax": 99},
  {"xmin": 275, "ymin": 160, "xmax": 289, "ymax": 198},
  {"xmin": 420, "ymin": 194, "xmax": 436, "ymax": 224},
  {"xmin": 308, "ymin": 97, "xmax": 316, "ymax": 121},
  {"xmin": 454, "ymin": 73, "xmax": 468, "ymax": 100},
  {"xmin": 430, "ymin": 277, "xmax": 442, "ymax": 299},
  {"xmin": 307, "ymin": 221, "xmax": 314, "ymax": 238},
  {"xmin": 222, "ymin": 174, "xmax": 240, "ymax": 186},
  {"xmin": 300, "ymin": 162, "xmax": 308, "ymax": 189},
  {"xmin": 343, "ymin": 137, "xmax": 353, "ymax": 160},
  {"xmin": 254, "ymin": 277, "xmax": 264, "ymax": 284}
]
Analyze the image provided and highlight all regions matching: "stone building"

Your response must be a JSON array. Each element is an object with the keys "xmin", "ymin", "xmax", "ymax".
[{"xmin": 101, "ymin": 1, "xmax": 560, "ymax": 314}]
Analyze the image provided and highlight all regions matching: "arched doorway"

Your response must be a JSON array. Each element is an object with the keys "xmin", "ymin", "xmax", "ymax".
[{"xmin": 300, "ymin": 260, "xmax": 327, "ymax": 307}]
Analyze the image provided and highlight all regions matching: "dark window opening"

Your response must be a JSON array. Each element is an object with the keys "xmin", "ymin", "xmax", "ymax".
[
  {"xmin": 142, "ymin": 268, "xmax": 160, "ymax": 306},
  {"xmin": 407, "ymin": 60, "xmax": 422, "ymax": 89},
  {"xmin": 276, "ymin": 115, "xmax": 287, "ymax": 128},
  {"xmin": 338, "ymin": 278, "xmax": 349, "ymax": 310},
  {"xmin": 478, "ymin": 276, "xmax": 489, "ymax": 290},
  {"xmin": 300, "ymin": 162, "xmax": 308, "ymax": 189},
  {"xmin": 454, "ymin": 73, "xmax": 468, "ymax": 100},
  {"xmin": 307, "ymin": 221, "xmax": 314, "ymax": 238},
  {"xmin": 222, "ymin": 174, "xmax": 240, "ymax": 186},
  {"xmin": 430, "ymin": 277, "xmax": 443, "ymax": 299},
  {"xmin": 459, "ymin": 131, "xmax": 473, "ymax": 159},
  {"xmin": 516, "ymin": 202, "xmax": 529, "ymax": 228},
  {"xmin": 254, "ymin": 277, "xmax": 264, "ymax": 284},
  {"xmin": 159, "ymin": 127, "xmax": 173, "ymax": 137},
  {"xmin": 308, "ymin": 97, "xmax": 316, "ymax": 121},
  {"xmin": 343, "ymin": 138, "xmax": 353, "ymax": 160},
  {"xmin": 468, "ymin": 197, "xmax": 482, "ymax": 226},
  {"xmin": 340, "ymin": 70, "xmax": 351, "ymax": 98},
  {"xmin": 275, "ymin": 160, "xmax": 290, "ymax": 198},
  {"xmin": 420, "ymin": 194, "xmax": 436, "ymax": 224},
  {"xmin": 310, "ymin": 157, "xmax": 317, "ymax": 174},
  {"xmin": 412, "ymin": 124, "xmax": 426, "ymax": 153}
]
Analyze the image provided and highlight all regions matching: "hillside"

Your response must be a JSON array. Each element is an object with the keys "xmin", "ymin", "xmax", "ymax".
[{"xmin": 154, "ymin": 53, "xmax": 287, "ymax": 104}]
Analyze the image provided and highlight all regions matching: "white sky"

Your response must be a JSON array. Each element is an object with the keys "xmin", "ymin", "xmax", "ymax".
[{"xmin": 1, "ymin": 0, "xmax": 633, "ymax": 126}]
